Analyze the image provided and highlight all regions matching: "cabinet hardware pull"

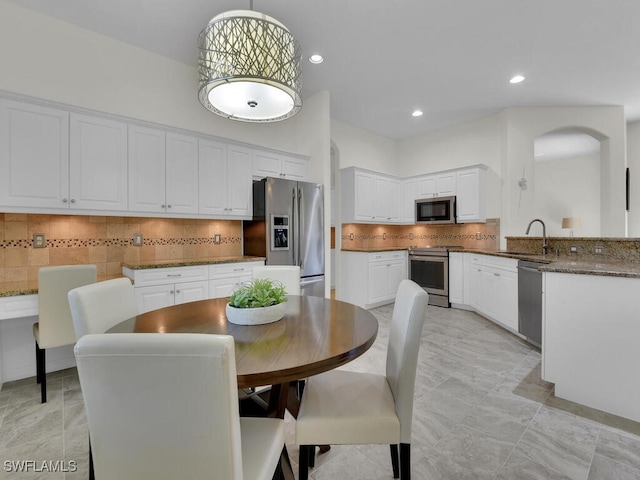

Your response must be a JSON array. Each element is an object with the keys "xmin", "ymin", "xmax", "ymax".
[
  {"xmin": 167, "ymin": 205, "xmax": 172, "ymax": 208},
  {"xmin": 70, "ymin": 198, "xmax": 76, "ymax": 203},
  {"xmin": 233, "ymin": 268, "xmax": 244, "ymax": 272},
  {"xmin": 161, "ymin": 204, "xmax": 166, "ymax": 208},
  {"xmin": 170, "ymin": 290, "xmax": 174, "ymax": 294},
  {"xmin": 62, "ymin": 198, "xmax": 68, "ymax": 203},
  {"xmin": 494, "ymin": 273, "xmax": 500, "ymax": 277},
  {"xmin": 175, "ymin": 289, "xmax": 181, "ymax": 293},
  {"xmin": 166, "ymin": 274, "xmax": 182, "ymax": 277}
]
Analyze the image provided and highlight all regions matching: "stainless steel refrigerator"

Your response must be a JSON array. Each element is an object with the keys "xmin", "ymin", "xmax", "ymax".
[{"xmin": 243, "ymin": 177, "xmax": 325, "ymax": 297}]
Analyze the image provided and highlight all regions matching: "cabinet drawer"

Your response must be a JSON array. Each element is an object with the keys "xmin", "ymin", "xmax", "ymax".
[
  {"xmin": 368, "ymin": 251, "xmax": 406, "ymax": 263},
  {"xmin": 209, "ymin": 261, "xmax": 264, "ymax": 279},
  {"xmin": 0, "ymin": 294, "xmax": 39, "ymax": 320},
  {"xmin": 483, "ymin": 255, "xmax": 518, "ymax": 272},
  {"xmin": 126, "ymin": 265, "xmax": 208, "ymax": 287}
]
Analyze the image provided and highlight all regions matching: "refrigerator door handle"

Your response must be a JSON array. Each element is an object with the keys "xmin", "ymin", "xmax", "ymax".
[
  {"xmin": 298, "ymin": 186, "xmax": 304, "ymax": 269},
  {"xmin": 291, "ymin": 187, "xmax": 298, "ymax": 267}
]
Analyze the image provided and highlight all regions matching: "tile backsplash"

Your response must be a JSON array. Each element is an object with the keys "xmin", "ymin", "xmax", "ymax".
[
  {"xmin": 341, "ymin": 219, "xmax": 500, "ymax": 250},
  {"xmin": 0, "ymin": 213, "xmax": 242, "ymax": 282}
]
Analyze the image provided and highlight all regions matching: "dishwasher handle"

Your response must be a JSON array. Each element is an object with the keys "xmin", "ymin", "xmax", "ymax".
[{"xmin": 517, "ymin": 265, "xmax": 542, "ymax": 273}]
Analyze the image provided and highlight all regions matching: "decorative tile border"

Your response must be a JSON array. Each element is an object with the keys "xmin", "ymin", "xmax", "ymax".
[{"xmin": 0, "ymin": 237, "xmax": 242, "ymax": 249}]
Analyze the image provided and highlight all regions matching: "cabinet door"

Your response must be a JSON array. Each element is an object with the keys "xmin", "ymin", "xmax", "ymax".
[
  {"xmin": 69, "ymin": 113, "xmax": 128, "ymax": 211},
  {"xmin": 174, "ymin": 280, "xmax": 209, "ymax": 306},
  {"xmin": 227, "ymin": 145, "xmax": 253, "ymax": 217},
  {"xmin": 449, "ymin": 252, "xmax": 464, "ymax": 304},
  {"xmin": 480, "ymin": 267, "xmax": 500, "ymax": 319},
  {"xmin": 0, "ymin": 100, "xmax": 69, "ymax": 208},
  {"xmin": 368, "ymin": 262, "xmax": 389, "ymax": 304},
  {"xmin": 136, "ymin": 284, "xmax": 174, "ymax": 314},
  {"xmin": 253, "ymin": 150, "xmax": 282, "ymax": 178},
  {"xmin": 354, "ymin": 171, "xmax": 376, "ymax": 221},
  {"xmin": 199, "ymin": 138, "xmax": 228, "ymax": 215},
  {"xmin": 128, "ymin": 125, "xmax": 166, "ymax": 212},
  {"xmin": 402, "ymin": 179, "xmax": 418, "ymax": 223},
  {"xmin": 165, "ymin": 132, "xmax": 198, "ymax": 214},
  {"xmin": 417, "ymin": 175, "xmax": 436, "ymax": 198},
  {"xmin": 456, "ymin": 168, "xmax": 485, "ymax": 222},
  {"xmin": 281, "ymin": 155, "xmax": 308, "ymax": 180},
  {"xmin": 464, "ymin": 255, "xmax": 482, "ymax": 309},
  {"xmin": 386, "ymin": 178, "xmax": 402, "ymax": 222},
  {"xmin": 436, "ymin": 172, "xmax": 456, "ymax": 197},
  {"xmin": 496, "ymin": 269, "xmax": 518, "ymax": 331},
  {"xmin": 373, "ymin": 176, "xmax": 389, "ymax": 221},
  {"xmin": 387, "ymin": 260, "xmax": 405, "ymax": 298}
]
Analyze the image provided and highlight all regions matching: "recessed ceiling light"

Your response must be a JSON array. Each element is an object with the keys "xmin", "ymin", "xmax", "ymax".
[
  {"xmin": 510, "ymin": 75, "xmax": 525, "ymax": 84},
  {"xmin": 309, "ymin": 54, "xmax": 324, "ymax": 64},
  {"xmin": 412, "ymin": 109, "xmax": 423, "ymax": 117}
]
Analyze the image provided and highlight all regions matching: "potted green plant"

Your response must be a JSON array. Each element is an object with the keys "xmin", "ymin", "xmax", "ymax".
[{"xmin": 225, "ymin": 278, "xmax": 288, "ymax": 325}]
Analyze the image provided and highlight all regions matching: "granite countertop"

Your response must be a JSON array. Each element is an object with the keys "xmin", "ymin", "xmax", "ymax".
[
  {"xmin": 121, "ymin": 255, "xmax": 266, "ymax": 270},
  {"xmin": 341, "ymin": 247, "xmax": 409, "ymax": 253},
  {"xmin": 0, "ymin": 274, "xmax": 126, "ymax": 298},
  {"xmin": 455, "ymin": 248, "xmax": 640, "ymax": 278}
]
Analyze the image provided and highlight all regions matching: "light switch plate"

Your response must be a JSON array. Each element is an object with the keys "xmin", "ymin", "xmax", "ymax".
[
  {"xmin": 133, "ymin": 233, "xmax": 143, "ymax": 246},
  {"xmin": 214, "ymin": 234, "xmax": 221, "ymax": 244},
  {"xmin": 32, "ymin": 233, "xmax": 46, "ymax": 248}
]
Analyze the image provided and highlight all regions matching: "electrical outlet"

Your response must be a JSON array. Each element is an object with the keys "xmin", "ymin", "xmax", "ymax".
[
  {"xmin": 383, "ymin": 233, "xmax": 386, "ymax": 240},
  {"xmin": 32, "ymin": 233, "xmax": 46, "ymax": 248},
  {"xmin": 570, "ymin": 245, "xmax": 578, "ymax": 253},
  {"xmin": 214, "ymin": 234, "xmax": 221, "ymax": 244},
  {"xmin": 132, "ymin": 233, "xmax": 143, "ymax": 247},
  {"xmin": 349, "ymin": 233, "xmax": 354, "ymax": 240},
  {"xmin": 594, "ymin": 246, "xmax": 604, "ymax": 255},
  {"xmin": 475, "ymin": 232, "xmax": 482, "ymax": 240}
]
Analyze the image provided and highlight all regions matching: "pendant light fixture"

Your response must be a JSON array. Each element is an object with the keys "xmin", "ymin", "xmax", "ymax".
[{"xmin": 197, "ymin": 3, "xmax": 302, "ymax": 122}]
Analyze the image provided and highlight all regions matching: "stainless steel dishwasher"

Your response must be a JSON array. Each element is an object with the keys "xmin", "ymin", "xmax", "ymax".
[{"xmin": 517, "ymin": 260, "xmax": 544, "ymax": 347}]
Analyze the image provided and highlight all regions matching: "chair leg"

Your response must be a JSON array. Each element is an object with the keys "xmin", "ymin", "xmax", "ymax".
[
  {"xmin": 35, "ymin": 341, "xmax": 42, "ymax": 384},
  {"xmin": 36, "ymin": 344, "xmax": 47, "ymax": 403},
  {"xmin": 400, "ymin": 443, "xmax": 410, "ymax": 480},
  {"xmin": 89, "ymin": 437, "xmax": 95, "ymax": 480},
  {"xmin": 308, "ymin": 445, "xmax": 315, "ymax": 468},
  {"xmin": 390, "ymin": 444, "xmax": 399, "ymax": 478},
  {"xmin": 299, "ymin": 445, "xmax": 310, "ymax": 480}
]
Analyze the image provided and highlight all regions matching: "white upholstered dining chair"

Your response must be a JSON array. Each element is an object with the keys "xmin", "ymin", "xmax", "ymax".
[
  {"xmin": 295, "ymin": 279, "xmax": 429, "ymax": 480},
  {"xmin": 252, "ymin": 265, "xmax": 301, "ymax": 295},
  {"xmin": 74, "ymin": 333, "xmax": 285, "ymax": 480},
  {"xmin": 33, "ymin": 264, "xmax": 96, "ymax": 403},
  {"xmin": 68, "ymin": 277, "xmax": 138, "ymax": 339}
]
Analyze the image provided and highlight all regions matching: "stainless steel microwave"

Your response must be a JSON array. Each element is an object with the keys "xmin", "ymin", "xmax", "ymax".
[{"xmin": 415, "ymin": 196, "xmax": 456, "ymax": 224}]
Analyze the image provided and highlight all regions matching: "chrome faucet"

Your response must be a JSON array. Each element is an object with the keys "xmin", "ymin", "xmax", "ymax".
[{"xmin": 525, "ymin": 219, "xmax": 549, "ymax": 255}]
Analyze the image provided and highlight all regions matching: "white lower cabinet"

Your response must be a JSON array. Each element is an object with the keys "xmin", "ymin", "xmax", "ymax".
[
  {"xmin": 460, "ymin": 253, "xmax": 518, "ymax": 333},
  {"xmin": 135, "ymin": 281, "xmax": 209, "ymax": 314},
  {"xmin": 124, "ymin": 261, "xmax": 266, "ymax": 313},
  {"xmin": 209, "ymin": 261, "xmax": 264, "ymax": 298},
  {"xmin": 341, "ymin": 250, "xmax": 407, "ymax": 309},
  {"xmin": 448, "ymin": 252, "xmax": 464, "ymax": 304}
]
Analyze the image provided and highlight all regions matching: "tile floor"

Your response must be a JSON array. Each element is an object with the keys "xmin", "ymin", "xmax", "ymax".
[{"xmin": 1, "ymin": 304, "xmax": 640, "ymax": 479}]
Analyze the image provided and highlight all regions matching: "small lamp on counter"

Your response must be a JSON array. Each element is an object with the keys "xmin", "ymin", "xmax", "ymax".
[{"xmin": 561, "ymin": 217, "xmax": 581, "ymax": 237}]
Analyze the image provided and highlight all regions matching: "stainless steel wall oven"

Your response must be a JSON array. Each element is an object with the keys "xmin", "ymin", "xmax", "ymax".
[{"xmin": 408, "ymin": 246, "xmax": 459, "ymax": 307}]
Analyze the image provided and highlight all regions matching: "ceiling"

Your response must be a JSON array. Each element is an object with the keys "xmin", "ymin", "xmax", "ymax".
[{"xmin": 8, "ymin": 0, "xmax": 640, "ymax": 140}]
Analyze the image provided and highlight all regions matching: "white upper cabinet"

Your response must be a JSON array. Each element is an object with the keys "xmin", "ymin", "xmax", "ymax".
[
  {"xmin": 417, "ymin": 172, "xmax": 457, "ymax": 198},
  {"xmin": 128, "ymin": 125, "xmax": 165, "ymax": 212},
  {"xmin": 165, "ymin": 132, "xmax": 198, "ymax": 214},
  {"xmin": 0, "ymin": 99, "xmax": 70, "ymax": 209},
  {"xmin": 0, "ymin": 100, "xmax": 129, "ymax": 212},
  {"xmin": 252, "ymin": 149, "xmax": 308, "ymax": 180},
  {"xmin": 199, "ymin": 140, "xmax": 252, "ymax": 218},
  {"xmin": 70, "ymin": 113, "xmax": 128, "ymax": 211},
  {"xmin": 341, "ymin": 167, "xmax": 403, "ymax": 224},
  {"xmin": 128, "ymin": 126, "xmax": 198, "ymax": 214},
  {"xmin": 456, "ymin": 166, "xmax": 486, "ymax": 223},
  {"xmin": 401, "ymin": 178, "xmax": 418, "ymax": 223}
]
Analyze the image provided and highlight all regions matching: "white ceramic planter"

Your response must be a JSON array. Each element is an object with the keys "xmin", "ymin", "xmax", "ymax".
[{"xmin": 225, "ymin": 302, "xmax": 285, "ymax": 326}]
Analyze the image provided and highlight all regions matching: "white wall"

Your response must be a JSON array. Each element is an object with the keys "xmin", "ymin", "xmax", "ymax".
[
  {"xmin": 502, "ymin": 107, "xmax": 626, "ymax": 243},
  {"xmin": 0, "ymin": 0, "xmax": 329, "ymax": 182},
  {"xmin": 397, "ymin": 114, "xmax": 502, "ymax": 176},
  {"xmin": 534, "ymin": 153, "xmax": 601, "ymax": 237},
  {"xmin": 330, "ymin": 120, "xmax": 398, "ymax": 174}
]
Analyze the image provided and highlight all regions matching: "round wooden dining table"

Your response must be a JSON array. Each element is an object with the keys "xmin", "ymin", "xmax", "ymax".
[{"xmin": 108, "ymin": 295, "xmax": 379, "ymax": 416}]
